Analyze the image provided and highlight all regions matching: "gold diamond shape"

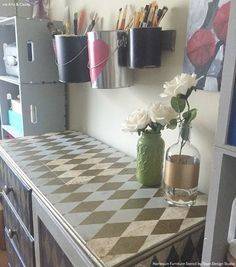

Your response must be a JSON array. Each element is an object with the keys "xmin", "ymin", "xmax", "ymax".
[
  {"xmin": 151, "ymin": 219, "xmax": 183, "ymax": 235},
  {"xmin": 108, "ymin": 236, "xmax": 147, "ymax": 255},
  {"xmin": 94, "ymin": 223, "xmax": 130, "ymax": 238},
  {"xmin": 80, "ymin": 211, "xmax": 116, "ymax": 225}
]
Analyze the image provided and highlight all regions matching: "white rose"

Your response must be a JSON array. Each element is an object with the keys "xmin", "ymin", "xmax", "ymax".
[
  {"xmin": 149, "ymin": 102, "xmax": 178, "ymax": 126},
  {"xmin": 161, "ymin": 73, "xmax": 198, "ymax": 97},
  {"xmin": 122, "ymin": 109, "xmax": 150, "ymax": 132}
]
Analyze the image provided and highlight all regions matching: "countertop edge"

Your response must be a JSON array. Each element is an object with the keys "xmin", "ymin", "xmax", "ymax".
[{"xmin": 113, "ymin": 221, "xmax": 205, "ymax": 267}]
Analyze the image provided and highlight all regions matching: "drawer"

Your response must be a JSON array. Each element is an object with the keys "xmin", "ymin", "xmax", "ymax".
[
  {"xmin": 3, "ymin": 196, "xmax": 35, "ymax": 267},
  {"xmin": 0, "ymin": 158, "xmax": 33, "ymax": 233},
  {"xmin": 5, "ymin": 228, "xmax": 25, "ymax": 267}
]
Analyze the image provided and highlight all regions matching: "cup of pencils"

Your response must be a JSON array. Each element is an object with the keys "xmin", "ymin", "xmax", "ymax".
[
  {"xmin": 52, "ymin": 9, "xmax": 100, "ymax": 83},
  {"xmin": 116, "ymin": 2, "xmax": 168, "ymax": 68},
  {"xmin": 128, "ymin": 27, "xmax": 162, "ymax": 68}
]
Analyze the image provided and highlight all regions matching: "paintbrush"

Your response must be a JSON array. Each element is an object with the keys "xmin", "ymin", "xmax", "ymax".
[
  {"xmin": 77, "ymin": 9, "xmax": 86, "ymax": 35},
  {"xmin": 119, "ymin": 5, "xmax": 127, "ymax": 30},
  {"xmin": 74, "ymin": 12, "xmax": 78, "ymax": 35},
  {"xmin": 152, "ymin": 6, "xmax": 158, "ymax": 27},
  {"xmin": 141, "ymin": 5, "xmax": 150, "ymax": 27},
  {"xmin": 84, "ymin": 13, "xmax": 98, "ymax": 34},
  {"xmin": 133, "ymin": 11, "xmax": 140, "ymax": 28},
  {"xmin": 138, "ymin": 7, "xmax": 145, "ymax": 27},
  {"xmin": 90, "ymin": 13, "xmax": 98, "ymax": 31},
  {"xmin": 116, "ymin": 8, "xmax": 122, "ymax": 30},
  {"xmin": 63, "ymin": 6, "xmax": 71, "ymax": 34},
  {"xmin": 147, "ymin": 3, "xmax": 156, "ymax": 27},
  {"xmin": 156, "ymin": 8, "xmax": 163, "ymax": 27},
  {"xmin": 157, "ymin": 6, "xmax": 168, "ymax": 26},
  {"xmin": 125, "ymin": 16, "xmax": 134, "ymax": 30}
]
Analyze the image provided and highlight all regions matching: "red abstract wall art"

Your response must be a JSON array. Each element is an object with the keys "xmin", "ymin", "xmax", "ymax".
[{"xmin": 183, "ymin": 0, "xmax": 231, "ymax": 91}]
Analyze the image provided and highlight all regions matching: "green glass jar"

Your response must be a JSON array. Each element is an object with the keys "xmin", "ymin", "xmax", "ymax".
[{"xmin": 136, "ymin": 132, "xmax": 165, "ymax": 187}]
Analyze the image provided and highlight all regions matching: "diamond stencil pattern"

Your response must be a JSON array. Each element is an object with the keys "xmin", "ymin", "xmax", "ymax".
[{"xmin": 0, "ymin": 131, "xmax": 208, "ymax": 267}]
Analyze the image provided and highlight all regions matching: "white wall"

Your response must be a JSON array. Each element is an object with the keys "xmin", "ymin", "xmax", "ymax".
[{"xmin": 50, "ymin": 0, "xmax": 220, "ymax": 194}]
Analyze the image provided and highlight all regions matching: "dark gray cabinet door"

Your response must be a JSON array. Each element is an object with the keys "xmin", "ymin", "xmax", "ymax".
[
  {"xmin": 33, "ymin": 194, "xmax": 99, "ymax": 267},
  {"xmin": 38, "ymin": 219, "xmax": 73, "ymax": 267}
]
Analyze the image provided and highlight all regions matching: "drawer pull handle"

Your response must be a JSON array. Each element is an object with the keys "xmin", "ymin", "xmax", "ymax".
[
  {"xmin": 3, "ymin": 185, "xmax": 13, "ymax": 195},
  {"xmin": 8, "ymin": 228, "xmax": 17, "ymax": 239}
]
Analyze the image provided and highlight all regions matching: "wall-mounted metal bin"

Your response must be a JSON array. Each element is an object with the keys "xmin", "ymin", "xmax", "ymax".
[
  {"xmin": 54, "ymin": 35, "xmax": 90, "ymax": 83},
  {"xmin": 128, "ymin": 27, "xmax": 162, "ymax": 69},
  {"xmin": 128, "ymin": 28, "xmax": 176, "ymax": 69},
  {"xmin": 87, "ymin": 30, "xmax": 134, "ymax": 89}
]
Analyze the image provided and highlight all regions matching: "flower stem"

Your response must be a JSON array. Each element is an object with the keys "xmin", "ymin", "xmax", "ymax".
[
  {"xmin": 186, "ymin": 98, "xmax": 190, "ymax": 112},
  {"xmin": 178, "ymin": 139, "xmax": 186, "ymax": 162},
  {"xmin": 178, "ymin": 98, "xmax": 191, "ymax": 159}
]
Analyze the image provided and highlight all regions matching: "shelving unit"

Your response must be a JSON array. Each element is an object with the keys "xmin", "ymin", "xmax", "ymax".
[
  {"xmin": 202, "ymin": 0, "xmax": 236, "ymax": 264},
  {"xmin": 1, "ymin": 124, "xmax": 22, "ymax": 138},
  {"xmin": 0, "ymin": 16, "xmax": 65, "ymax": 139},
  {"xmin": 0, "ymin": 75, "xmax": 19, "ymax": 85}
]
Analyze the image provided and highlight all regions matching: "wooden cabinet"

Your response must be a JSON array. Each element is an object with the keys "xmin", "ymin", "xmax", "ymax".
[
  {"xmin": 32, "ymin": 194, "xmax": 96, "ymax": 267},
  {"xmin": 5, "ymin": 228, "xmax": 26, "ymax": 267},
  {"xmin": 0, "ymin": 158, "xmax": 33, "ymax": 232},
  {"xmin": 0, "ymin": 160, "xmax": 31, "ymax": 265},
  {"xmin": 0, "ymin": 17, "xmax": 65, "ymax": 139},
  {"xmin": 202, "ymin": 0, "xmax": 236, "ymax": 264},
  {"xmin": 0, "ymin": 159, "xmax": 35, "ymax": 267},
  {"xmin": 3, "ymin": 196, "xmax": 34, "ymax": 267}
]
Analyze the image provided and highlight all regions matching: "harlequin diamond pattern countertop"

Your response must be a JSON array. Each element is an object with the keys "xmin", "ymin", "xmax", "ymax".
[{"xmin": 0, "ymin": 131, "xmax": 208, "ymax": 266}]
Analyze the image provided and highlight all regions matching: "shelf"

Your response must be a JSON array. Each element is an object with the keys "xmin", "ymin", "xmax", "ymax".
[
  {"xmin": 2, "ymin": 124, "xmax": 23, "ymax": 138},
  {"xmin": 0, "ymin": 17, "xmax": 15, "ymax": 26},
  {"xmin": 215, "ymin": 144, "xmax": 236, "ymax": 157},
  {"xmin": 0, "ymin": 76, "xmax": 19, "ymax": 85},
  {"xmin": 223, "ymin": 144, "xmax": 236, "ymax": 154}
]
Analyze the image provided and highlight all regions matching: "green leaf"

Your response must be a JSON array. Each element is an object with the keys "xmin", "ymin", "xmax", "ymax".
[
  {"xmin": 171, "ymin": 96, "xmax": 186, "ymax": 113},
  {"xmin": 183, "ymin": 108, "xmax": 197, "ymax": 123},
  {"xmin": 167, "ymin": 119, "xmax": 177, "ymax": 129}
]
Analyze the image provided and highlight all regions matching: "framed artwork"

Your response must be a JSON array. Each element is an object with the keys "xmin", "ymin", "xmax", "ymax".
[{"xmin": 183, "ymin": 0, "xmax": 231, "ymax": 91}]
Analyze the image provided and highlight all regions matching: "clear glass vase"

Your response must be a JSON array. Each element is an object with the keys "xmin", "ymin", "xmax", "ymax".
[{"xmin": 164, "ymin": 124, "xmax": 200, "ymax": 206}]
